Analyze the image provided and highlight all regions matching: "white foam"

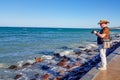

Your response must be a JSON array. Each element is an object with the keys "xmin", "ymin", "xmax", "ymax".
[
  {"xmin": 80, "ymin": 58, "xmax": 87, "ymax": 63},
  {"xmin": 27, "ymin": 60, "xmax": 35, "ymax": 64},
  {"xmin": 17, "ymin": 60, "xmax": 34, "ymax": 68},
  {"xmin": 85, "ymin": 44, "xmax": 97, "ymax": 49},
  {"xmin": 59, "ymin": 50, "xmax": 74, "ymax": 56},
  {"xmin": 41, "ymin": 55, "xmax": 53, "ymax": 60},
  {"xmin": 88, "ymin": 44, "xmax": 97, "ymax": 48},
  {"xmin": 0, "ymin": 63, "xmax": 8, "ymax": 68},
  {"xmin": 17, "ymin": 61, "xmax": 24, "ymax": 67},
  {"xmin": 80, "ymin": 54, "xmax": 88, "ymax": 58}
]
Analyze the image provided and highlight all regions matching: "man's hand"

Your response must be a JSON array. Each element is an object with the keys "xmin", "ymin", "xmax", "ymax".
[
  {"xmin": 91, "ymin": 30, "xmax": 97, "ymax": 34},
  {"xmin": 93, "ymin": 30, "xmax": 97, "ymax": 34}
]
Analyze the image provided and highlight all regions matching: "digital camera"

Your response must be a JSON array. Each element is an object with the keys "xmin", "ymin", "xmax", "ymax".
[{"xmin": 91, "ymin": 30, "xmax": 95, "ymax": 34}]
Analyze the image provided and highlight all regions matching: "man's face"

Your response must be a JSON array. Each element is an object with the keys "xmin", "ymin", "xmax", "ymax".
[{"xmin": 100, "ymin": 23, "xmax": 106, "ymax": 28}]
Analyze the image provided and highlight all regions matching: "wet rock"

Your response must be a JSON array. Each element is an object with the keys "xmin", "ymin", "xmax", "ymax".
[
  {"xmin": 74, "ymin": 62, "xmax": 82, "ymax": 66},
  {"xmin": 87, "ymin": 52, "xmax": 94, "ymax": 55},
  {"xmin": 35, "ymin": 57, "xmax": 42, "ymax": 62},
  {"xmin": 53, "ymin": 53, "xmax": 61, "ymax": 58},
  {"xmin": 58, "ymin": 70, "xmax": 65, "ymax": 75},
  {"xmin": 41, "ymin": 74, "xmax": 49, "ymax": 80},
  {"xmin": 93, "ymin": 49, "xmax": 99, "ymax": 52},
  {"xmin": 41, "ymin": 65, "xmax": 50, "ymax": 70},
  {"xmin": 61, "ymin": 56, "xmax": 70, "ymax": 61},
  {"xmin": 8, "ymin": 65, "xmax": 17, "ymax": 70},
  {"xmin": 30, "ymin": 78, "xmax": 36, "ymax": 80},
  {"xmin": 22, "ymin": 63, "xmax": 31, "ymax": 68},
  {"xmin": 61, "ymin": 58, "xmax": 68, "ymax": 62},
  {"xmin": 57, "ymin": 59, "xmax": 67, "ymax": 67},
  {"xmin": 65, "ymin": 65, "xmax": 73, "ymax": 69},
  {"xmin": 53, "ymin": 77, "xmax": 63, "ymax": 80},
  {"xmin": 34, "ymin": 73, "xmax": 39, "ymax": 78},
  {"xmin": 115, "ymin": 34, "xmax": 120, "ymax": 38},
  {"xmin": 14, "ymin": 74, "xmax": 22, "ymax": 80},
  {"xmin": 84, "ymin": 49, "xmax": 92, "ymax": 53},
  {"xmin": 75, "ymin": 51, "xmax": 82, "ymax": 55},
  {"xmin": 76, "ymin": 58, "xmax": 81, "ymax": 61},
  {"xmin": 73, "ymin": 49, "xmax": 81, "ymax": 53},
  {"xmin": 78, "ymin": 46, "xmax": 85, "ymax": 48},
  {"xmin": 86, "ymin": 57, "xmax": 91, "ymax": 60}
]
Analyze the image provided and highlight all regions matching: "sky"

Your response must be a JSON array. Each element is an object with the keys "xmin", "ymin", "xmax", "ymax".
[{"xmin": 0, "ymin": 0, "xmax": 120, "ymax": 28}]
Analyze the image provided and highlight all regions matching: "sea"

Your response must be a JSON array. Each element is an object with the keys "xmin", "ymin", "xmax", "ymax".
[
  {"xmin": 0, "ymin": 27, "xmax": 119, "ymax": 66},
  {"xmin": 0, "ymin": 27, "xmax": 120, "ymax": 80}
]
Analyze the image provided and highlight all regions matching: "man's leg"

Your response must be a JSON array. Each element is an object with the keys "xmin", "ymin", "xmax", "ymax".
[{"xmin": 99, "ymin": 45, "xmax": 107, "ymax": 70}]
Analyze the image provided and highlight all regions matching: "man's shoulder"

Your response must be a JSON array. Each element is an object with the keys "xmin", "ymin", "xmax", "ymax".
[{"xmin": 104, "ymin": 27, "xmax": 109, "ymax": 30}]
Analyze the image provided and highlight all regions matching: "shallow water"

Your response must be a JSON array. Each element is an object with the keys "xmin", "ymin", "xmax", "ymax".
[
  {"xmin": 0, "ymin": 27, "xmax": 120, "ymax": 79},
  {"xmin": 0, "ymin": 27, "xmax": 97, "ymax": 65}
]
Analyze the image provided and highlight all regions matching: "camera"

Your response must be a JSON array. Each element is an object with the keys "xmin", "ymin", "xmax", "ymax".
[{"xmin": 91, "ymin": 30, "xmax": 96, "ymax": 34}]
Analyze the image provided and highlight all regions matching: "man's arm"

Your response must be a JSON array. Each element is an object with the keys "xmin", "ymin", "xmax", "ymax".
[
  {"xmin": 95, "ymin": 33, "xmax": 106, "ymax": 38},
  {"xmin": 93, "ymin": 31, "xmax": 106, "ymax": 38}
]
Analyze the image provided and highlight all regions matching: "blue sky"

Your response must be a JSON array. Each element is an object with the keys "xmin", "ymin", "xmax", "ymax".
[{"xmin": 0, "ymin": 0, "xmax": 120, "ymax": 28}]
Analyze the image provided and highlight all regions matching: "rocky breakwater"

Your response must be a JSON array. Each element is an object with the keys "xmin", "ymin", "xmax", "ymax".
[{"xmin": 63, "ymin": 34, "xmax": 120, "ymax": 80}]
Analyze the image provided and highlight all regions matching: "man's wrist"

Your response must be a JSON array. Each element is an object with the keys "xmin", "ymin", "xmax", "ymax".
[{"xmin": 94, "ymin": 32, "xmax": 98, "ymax": 35}]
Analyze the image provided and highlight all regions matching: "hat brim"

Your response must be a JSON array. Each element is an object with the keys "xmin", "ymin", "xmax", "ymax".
[{"xmin": 98, "ymin": 21, "xmax": 109, "ymax": 24}]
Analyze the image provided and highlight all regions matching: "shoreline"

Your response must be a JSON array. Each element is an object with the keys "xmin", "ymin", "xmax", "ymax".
[
  {"xmin": 63, "ymin": 40, "xmax": 120, "ymax": 80},
  {"xmin": 0, "ymin": 34, "xmax": 120, "ymax": 80}
]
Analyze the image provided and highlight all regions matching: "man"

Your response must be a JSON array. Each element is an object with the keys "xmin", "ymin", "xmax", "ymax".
[{"xmin": 93, "ymin": 19, "xmax": 110, "ymax": 70}]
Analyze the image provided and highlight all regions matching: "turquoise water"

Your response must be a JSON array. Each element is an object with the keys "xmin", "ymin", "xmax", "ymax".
[{"xmin": 0, "ymin": 27, "xmax": 120, "ymax": 65}]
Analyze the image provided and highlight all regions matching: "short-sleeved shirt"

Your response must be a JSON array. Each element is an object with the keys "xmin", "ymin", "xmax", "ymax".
[{"xmin": 97, "ymin": 27, "xmax": 109, "ymax": 44}]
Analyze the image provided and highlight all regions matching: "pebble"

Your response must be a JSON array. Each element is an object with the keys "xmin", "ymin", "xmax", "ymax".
[
  {"xmin": 41, "ymin": 74, "xmax": 49, "ymax": 80},
  {"xmin": 30, "ymin": 78, "xmax": 36, "ymax": 80},
  {"xmin": 8, "ymin": 65, "xmax": 17, "ymax": 70},
  {"xmin": 78, "ymin": 46, "xmax": 85, "ymax": 48},
  {"xmin": 22, "ymin": 63, "xmax": 31, "ymax": 68},
  {"xmin": 76, "ymin": 58, "xmax": 81, "ymax": 61},
  {"xmin": 84, "ymin": 49, "xmax": 92, "ymax": 53},
  {"xmin": 14, "ymin": 74, "xmax": 22, "ymax": 80},
  {"xmin": 74, "ymin": 62, "xmax": 82, "ymax": 66},
  {"xmin": 57, "ymin": 59, "xmax": 67, "ymax": 67},
  {"xmin": 35, "ymin": 57, "xmax": 42, "ymax": 62},
  {"xmin": 53, "ymin": 77, "xmax": 63, "ymax": 80},
  {"xmin": 53, "ymin": 53, "xmax": 61, "ymax": 58},
  {"xmin": 41, "ymin": 65, "xmax": 50, "ymax": 70},
  {"xmin": 34, "ymin": 73, "xmax": 39, "ymax": 78},
  {"xmin": 75, "ymin": 51, "xmax": 82, "ymax": 55},
  {"xmin": 65, "ymin": 65, "xmax": 73, "ymax": 69}
]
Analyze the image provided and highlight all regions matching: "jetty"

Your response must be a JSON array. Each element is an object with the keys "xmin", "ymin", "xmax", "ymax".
[{"xmin": 80, "ymin": 45, "xmax": 120, "ymax": 80}]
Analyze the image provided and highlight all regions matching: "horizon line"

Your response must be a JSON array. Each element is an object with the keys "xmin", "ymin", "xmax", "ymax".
[
  {"xmin": 0, "ymin": 26, "xmax": 96, "ymax": 28},
  {"xmin": 0, "ymin": 26, "xmax": 119, "ymax": 29}
]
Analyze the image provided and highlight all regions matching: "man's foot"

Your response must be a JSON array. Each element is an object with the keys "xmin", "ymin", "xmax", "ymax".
[{"xmin": 98, "ymin": 67, "xmax": 107, "ymax": 70}]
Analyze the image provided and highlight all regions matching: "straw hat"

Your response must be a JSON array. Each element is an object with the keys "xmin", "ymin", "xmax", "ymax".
[{"xmin": 98, "ymin": 19, "xmax": 109, "ymax": 24}]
